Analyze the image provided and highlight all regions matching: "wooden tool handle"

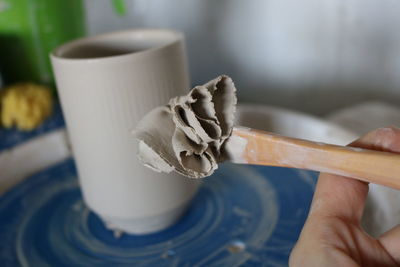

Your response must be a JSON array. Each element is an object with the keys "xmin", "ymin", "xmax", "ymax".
[{"xmin": 233, "ymin": 127, "xmax": 400, "ymax": 189}]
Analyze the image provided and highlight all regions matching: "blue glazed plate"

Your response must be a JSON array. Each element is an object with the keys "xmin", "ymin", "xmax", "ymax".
[{"xmin": 0, "ymin": 158, "xmax": 317, "ymax": 267}]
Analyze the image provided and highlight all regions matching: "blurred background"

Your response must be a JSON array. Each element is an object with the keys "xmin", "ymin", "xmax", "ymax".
[
  {"xmin": 1, "ymin": 0, "xmax": 400, "ymax": 117},
  {"xmin": 85, "ymin": 0, "xmax": 400, "ymax": 115}
]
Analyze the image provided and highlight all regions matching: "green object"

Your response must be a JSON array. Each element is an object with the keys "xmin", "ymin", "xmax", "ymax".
[
  {"xmin": 0, "ymin": 0, "xmax": 85, "ymax": 87},
  {"xmin": 112, "ymin": 0, "xmax": 126, "ymax": 16}
]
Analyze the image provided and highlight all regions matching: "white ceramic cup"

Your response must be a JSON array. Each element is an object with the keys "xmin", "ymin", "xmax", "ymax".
[{"xmin": 50, "ymin": 29, "xmax": 199, "ymax": 234}]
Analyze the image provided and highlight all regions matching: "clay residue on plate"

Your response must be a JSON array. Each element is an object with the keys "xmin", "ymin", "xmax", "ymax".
[{"xmin": 133, "ymin": 75, "xmax": 237, "ymax": 178}]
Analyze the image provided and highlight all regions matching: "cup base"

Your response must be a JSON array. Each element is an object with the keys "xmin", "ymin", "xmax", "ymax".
[{"xmin": 98, "ymin": 202, "xmax": 189, "ymax": 235}]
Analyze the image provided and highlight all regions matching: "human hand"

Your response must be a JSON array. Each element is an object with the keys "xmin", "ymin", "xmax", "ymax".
[{"xmin": 289, "ymin": 127, "xmax": 400, "ymax": 267}]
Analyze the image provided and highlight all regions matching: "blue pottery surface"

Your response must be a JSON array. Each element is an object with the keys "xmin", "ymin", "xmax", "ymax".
[{"xmin": 0, "ymin": 158, "xmax": 317, "ymax": 266}]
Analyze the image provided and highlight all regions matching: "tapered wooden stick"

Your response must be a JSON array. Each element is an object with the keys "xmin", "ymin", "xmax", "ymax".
[{"xmin": 229, "ymin": 127, "xmax": 400, "ymax": 189}]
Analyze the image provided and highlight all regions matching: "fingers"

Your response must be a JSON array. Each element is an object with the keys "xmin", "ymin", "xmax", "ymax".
[
  {"xmin": 351, "ymin": 126, "xmax": 400, "ymax": 153},
  {"xmin": 379, "ymin": 224, "xmax": 400, "ymax": 262},
  {"xmin": 308, "ymin": 126, "xmax": 400, "ymax": 223},
  {"xmin": 309, "ymin": 173, "xmax": 368, "ymax": 222}
]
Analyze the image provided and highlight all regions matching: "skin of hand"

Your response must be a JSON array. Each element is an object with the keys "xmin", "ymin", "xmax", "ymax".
[{"xmin": 289, "ymin": 126, "xmax": 400, "ymax": 267}]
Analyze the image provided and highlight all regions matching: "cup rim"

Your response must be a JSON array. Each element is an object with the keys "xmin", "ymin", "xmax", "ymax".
[{"xmin": 50, "ymin": 28, "xmax": 183, "ymax": 63}]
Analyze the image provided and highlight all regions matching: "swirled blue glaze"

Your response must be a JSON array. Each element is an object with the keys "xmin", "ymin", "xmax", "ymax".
[{"xmin": 0, "ymin": 159, "xmax": 317, "ymax": 266}]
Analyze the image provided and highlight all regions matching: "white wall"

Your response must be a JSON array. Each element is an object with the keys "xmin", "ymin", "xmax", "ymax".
[{"xmin": 85, "ymin": 0, "xmax": 400, "ymax": 115}]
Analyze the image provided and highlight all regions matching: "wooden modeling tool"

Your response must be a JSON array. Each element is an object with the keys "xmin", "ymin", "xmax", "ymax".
[{"xmin": 229, "ymin": 127, "xmax": 400, "ymax": 189}]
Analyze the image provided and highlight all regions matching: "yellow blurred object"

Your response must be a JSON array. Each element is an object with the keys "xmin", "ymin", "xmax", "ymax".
[{"xmin": 0, "ymin": 83, "xmax": 53, "ymax": 131}]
